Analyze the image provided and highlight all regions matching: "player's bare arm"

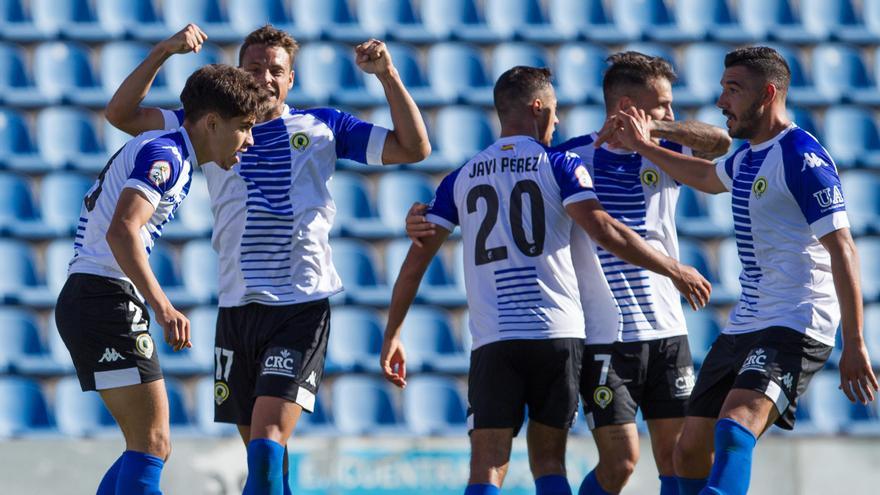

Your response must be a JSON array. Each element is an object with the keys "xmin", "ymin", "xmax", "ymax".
[
  {"xmin": 601, "ymin": 107, "xmax": 728, "ymax": 194},
  {"xmin": 381, "ymin": 228, "xmax": 450, "ymax": 388},
  {"xmin": 650, "ymin": 119, "xmax": 732, "ymax": 160},
  {"xmin": 107, "ymin": 188, "xmax": 191, "ymax": 351},
  {"xmin": 820, "ymin": 228, "xmax": 879, "ymax": 404},
  {"xmin": 566, "ymin": 199, "xmax": 711, "ymax": 311},
  {"xmin": 354, "ymin": 39, "xmax": 431, "ymax": 164},
  {"xmin": 106, "ymin": 24, "xmax": 208, "ymax": 135},
  {"xmin": 403, "ymin": 202, "xmax": 436, "ymax": 247}
]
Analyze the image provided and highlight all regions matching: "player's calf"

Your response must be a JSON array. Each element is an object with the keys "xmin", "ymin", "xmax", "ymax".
[{"xmin": 526, "ymin": 421, "xmax": 572, "ymax": 495}]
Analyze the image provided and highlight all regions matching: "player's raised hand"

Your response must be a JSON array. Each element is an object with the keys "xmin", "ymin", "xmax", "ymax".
[
  {"xmin": 593, "ymin": 114, "xmax": 624, "ymax": 149},
  {"xmin": 159, "ymin": 24, "xmax": 208, "ymax": 56},
  {"xmin": 156, "ymin": 304, "xmax": 192, "ymax": 352},
  {"xmin": 670, "ymin": 263, "xmax": 712, "ymax": 311},
  {"xmin": 405, "ymin": 202, "xmax": 435, "ymax": 247},
  {"xmin": 610, "ymin": 107, "xmax": 654, "ymax": 151},
  {"xmin": 839, "ymin": 343, "xmax": 879, "ymax": 404},
  {"xmin": 355, "ymin": 39, "xmax": 394, "ymax": 76},
  {"xmin": 380, "ymin": 336, "xmax": 407, "ymax": 388}
]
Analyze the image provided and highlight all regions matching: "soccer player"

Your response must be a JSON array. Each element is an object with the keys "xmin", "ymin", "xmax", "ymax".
[
  {"xmin": 602, "ymin": 46, "xmax": 878, "ymax": 495},
  {"xmin": 105, "ymin": 24, "xmax": 430, "ymax": 494},
  {"xmin": 55, "ymin": 64, "xmax": 264, "ymax": 495},
  {"xmin": 380, "ymin": 66, "xmax": 711, "ymax": 495},
  {"xmin": 553, "ymin": 52, "xmax": 730, "ymax": 495}
]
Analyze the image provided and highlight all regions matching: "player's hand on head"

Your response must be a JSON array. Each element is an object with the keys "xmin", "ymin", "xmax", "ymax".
[
  {"xmin": 612, "ymin": 107, "xmax": 653, "ymax": 151},
  {"xmin": 405, "ymin": 202, "xmax": 435, "ymax": 247},
  {"xmin": 671, "ymin": 263, "xmax": 712, "ymax": 311},
  {"xmin": 380, "ymin": 336, "xmax": 407, "ymax": 388},
  {"xmin": 161, "ymin": 23, "xmax": 208, "ymax": 55},
  {"xmin": 838, "ymin": 343, "xmax": 879, "ymax": 404},
  {"xmin": 594, "ymin": 114, "xmax": 623, "ymax": 149},
  {"xmin": 157, "ymin": 304, "xmax": 192, "ymax": 352},
  {"xmin": 355, "ymin": 39, "xmax": 393, "ymax": 76}
]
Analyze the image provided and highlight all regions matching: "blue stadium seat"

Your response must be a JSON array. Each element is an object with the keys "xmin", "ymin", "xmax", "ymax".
[
  {"xmin": 823, "ymin": 106, "xmax": 880, "ymax": 169},
  {"xmin": 682, "ymin": 307, "xmax": 720, "ymax": 368},
  {"xmin": 362, "ymin": 43, "xmax": 447, "ymax": 107},
  {"xmin": 678, "ymin": 239, "xmax": 718, "ymax": 286},
  {"xmin": 676, "ymin": 186, "xmax": 731, "ymax": 238},
  {"xmin": 862, "ymin": 0, "xmax": 880, "ymax": 44},
  {"xmin": 0, "ymin": 239, "xmax": 53, "ymax": 306},
  {"xmin": 0, "ymin": 0, "xmax": 46, "ymax": 42},
  {"xmin": 418, "ymin": 0, "xmax": 487, "ymax": 41},
  {"xmin": 151, "ymin": 241, "xmax": 198, "ymax": 306},
  {"xmin": 466, "ymin": 0, "xmax": 549, "ymax": 42},
  {"xmin": 426, "ymin": 43, "xmax": 491, "ymax": 104},
  {"xmin": 101, "ymin": 42, "xmax": 173, "ymax": 107},
  {"xmin": 799, "ymin": 371, "xmax": 880, "ymax": 434},
  {"xmin": 403, "ymin": 375, "xmax": 467, "ymax": 435},
  {"xmin": 355, "ymin": 0, "xmax": 435, "ymax": 43},
  {"xmin": 840, "ymin": 171, "xmax": 880, "ymax": 235},
  {"xmin": 330, "ymin": 238, "xmax": 389, "ymax": 305},
  {"xmin": 163, "ymin": 172, "xmax": 212, "ymax": 240},
  {"xmin": 290, "ymin": 42, "xmax": 379, "ymax": 107},
  {"xmin": 812, "ymin": 45, "xmax": 874, "ymax": 104},
  {"xmin": 291, "ymin": 0, "xmax": 367, "ymax": 42},
  {"xmin": 553, "ymin": 43, "xmax": 607, "ymax": 106},
  {"xmin": 610, "ymin": 0, "xmax": 676, "ymax": 42},
  {"xmin": 180, "ymin": 239, "xmax": 218, "ymax": 305},
  {"xmin": 327, "ymin": 171, "xmax": 389, "ymax": 238},
  {"xmin": 35, "ymin": 107, "xmax": 105, "ymax": 172},
  {"xmin": 331, "ymin": 375, "xmax": 402, "ymax": 434},
  {"xmin": 227, "ymin": 0, "xmax": 293, "ymax": 37},
  {"xmin": 547, "ymin": 0, "xmax": 621, "ymax": 42},
  {"xmin": 0, "ymin": 42, "xmax": 49, "ymax": 107},
  {"xmin": 717, "ymin": 238, "xmax": 743, "ymax": 301},
  {"xmin": 857, "ymin": 238, "xmax": 880, "ymax": 302},
  {"xmin": 656, "ymin": 0, "xmax": 742, "ymax": 43},
  {"xmin": 678, "ymin": 43, "xmax": 728, "ymax": 106},
  {"xmin": 0, "ymin": 172, "xmax": 51, "ymax": 238},
  {"xmin": 434, "ymin": 106, "xmax": 494, "ymax": 166},
  {"xmin": 33, "ymin": 41, "xmax": 105, "ymax": 107},
  {"xmin": 490, "ymin": 43, "xmax": 548, "ymax": 82},
  {"xmin": 103, "ymin": 120, "xmax": 131, "ymax": 155},
  {"xmin": 162, "ymin": 0, "xmax": 236, "ymax": 43},
  {"xmin": 788, "ymin": 107, "xmax": 820, "ymax": 140},
  {"xmin": 296, "ymin": 393, "xmax": 335, "ymax": 435},
  {"xmin": 44, "ymin": 239, "xmax": 73, "ymax": 295},
  {"xmin": 376, "ymin": 171, "xmax": 436, "ymax": 235},
  {"xmin": 764, "ymin": 44, "xmax": 827, "ymax": 107},
  {"xmin": 865, "ymin": 305, "xmax": 880, "ymax": 369},
  {"xmin": 162, "ymin": 42, "xmax": 224, "ymax": 98},
  {"xmin": 30, "ymin": 0, "xmax": 110, "ymax": 41},
  {"xmin": 0, "ymin": 377, "xmax": 54, "ymax": 437},
  {"xmin": 559, "ymin": 106, "xmax": 606, "ymax": 141},
  {"xmin": 327, "ymin": 306, "xmax": 383, "ymax": 372},
  {"xmin": 40, "ymin": 172, "xmax": 92, "ymax": 236},
  {"xmin": 386, "ymin": 238, "xmax": 465, "ymax": 306},
  {"xmin": 155, "ymin": 307, "xmax": 214, "ymax": 375},
  {"xmin": 164, "ymin": 378, "xmax": 193, "ymax": 428},
  {"xmin": 400, "ymin": 306, "xmax": 468, "ymax": 372},
  {"xmin": 800, "ymin": 0, "xmax": 868, "ymax": 43},
  {"xmin": 720, "ymin": 0, "xmax": 814, "ymax": 44},
  {"xmin": 194, "ymin": 377, "xmax": 237, "ymax": 436},
  {"xmin": 54, "ymin": 376, "xmax": 117, "ymax": 437},
  {"xmin": 0, "ymin": 308, "xmax": 59, "ymax": 375},
  {"xmin": 94, "ymin": 0, "xmax": 168, "ymax": 41}
]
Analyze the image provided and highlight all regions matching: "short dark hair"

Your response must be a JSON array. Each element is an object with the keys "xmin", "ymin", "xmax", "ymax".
[
  {"xmin": 180, "ymin": 64, "xmax": 268, "ymax": 122},
  {"xmin": 724, "ymin": 46, "xmax": 791, "ymax": 94},
  {"xmin": 602, "ymin": 51, "xmax": 677, "ymax": 103},
  {"xmin": 238, "ymin": 24, "xmax": 300, "ymax": 68},
  {"xmin": 493, "ymin": 66, "xmax": 554, "ymax": 118}
]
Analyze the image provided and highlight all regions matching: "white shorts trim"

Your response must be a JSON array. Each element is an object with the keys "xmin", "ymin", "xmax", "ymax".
[{"xmin": 94, "ymin": 367, "xmax": 142, "ymax": 390}]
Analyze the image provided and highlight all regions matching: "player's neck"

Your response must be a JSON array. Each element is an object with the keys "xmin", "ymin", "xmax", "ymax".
[
  {"xmin": 261, "ymin": 104, "xmax": 285, "ymax": 122},
  {"xmin": 748, "ymin": 109, "xmax": 792, "ymax": 147},
  {"xmin": 499, "ymin": 122, "xmax": 539, "ymax": 142},
  {"xmin": 182, "ymin": 122, "xmax": 210, "ymax": 166}
]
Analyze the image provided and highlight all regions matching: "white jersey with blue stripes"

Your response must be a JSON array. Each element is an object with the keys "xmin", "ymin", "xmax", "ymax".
[
  {"xmin": 69, "ymin": 128, "xmax": 196, "ymax": 286},
  {"xmin": 425, "ymin": 135, "xmax": 598, "ymax": 350},
  {"xmin": 162, "ymin": 105, "xmax": 388, "ymax": 307},
  {"xmin": 555, "ymin": 133, "xmax": 691, "ymax": 344},
  {"xmin": 714, "ymin": 124, "xmax": 848, "ymax": 346}
]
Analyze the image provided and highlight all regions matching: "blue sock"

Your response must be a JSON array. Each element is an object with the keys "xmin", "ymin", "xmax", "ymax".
[
  {"xmin": 243, "ymin": 439, "xmax": 285, "ymax": 495},
  {"xmin": 677, "ymin": 477, "xmax": 707, "ymax": 495},
  {"xmin": 578, "ymin": 469, "xmax": 612, "ymax": 495},
  {"xmin": 659, "ymin": 475, "xmax": 679, "ymax": 495},
  {"xmin": 116, "ymin": 450, "xmax": 164, "ymax": 495},
  {"xmin": 536, "ymin": 474, "xmax": 572, "ymax": 495},
  {"xmin": 97, "ymin": 454, "xmax": 123, "ymax": 495},
  {"xmin": 464, "ymin": 484, "xmax": 500, "ymax": 495},
  {"xmin": 700, "ymin": 418, "xmax": 757, "ymax": 495}
]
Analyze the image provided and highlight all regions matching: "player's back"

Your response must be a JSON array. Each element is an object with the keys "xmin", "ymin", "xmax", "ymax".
[{"xmin": 426, "ymin": 135, "xmax": 598, "ymax": 349}]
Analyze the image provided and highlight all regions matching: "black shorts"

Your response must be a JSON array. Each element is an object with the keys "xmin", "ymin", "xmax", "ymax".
[
  {"xmin": 214, "ymin": 299, "xmax": 330, "ymax": 425},
  {"xmin": 467, "ymin": 338, "xmax": 583, "ymax": 436},
  {"xmin": 687, "ymin": 326, "xmax": 833, "ymax": 430},
  {"xmin": 55, "ymin": 273, "xmax": 161, "ymax": 391},
  {"xmin": 581, "ymin": 335, "xmax": 695, "ymax": 430}
]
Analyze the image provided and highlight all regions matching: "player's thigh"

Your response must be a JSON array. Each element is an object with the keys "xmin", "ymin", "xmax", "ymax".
[
  {"xmin": 580, "ymin": 344, "xmax": 638, "ymax": 431},
  {"xmin": 646, "ymin": 417, "xmax": 684, "ymax": 475},
  {"xmin": 469, "ymin": 428, "xmax": 515, "ymax": 486},
  {"xmin": 249, "ymin": 396, "xmax": 303, "ymax": 444},
  {"xmin": 592, "ymin": 422, "xmax": 640, "ymax": 466},
  {"xmin": 525, "ymin": 420, "xmax": 570, "ymax": 477},
  {"xmin": 100, "ymin": 379, "xmax": 170, "ymax": 457}
]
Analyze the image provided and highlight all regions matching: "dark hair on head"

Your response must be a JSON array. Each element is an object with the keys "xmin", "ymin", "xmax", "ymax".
[
  {"xmin": 493, "ymin": 66, "xmax": 554, "ymax": 118},
  {"xmin": 602, "ymin": 51, "xmax": 677, "ymax": 103},
  {"xmin": 238, "ymin": 24, "xmax": 300, "ymax": 68},
  {"xmin": 724, "ymin": 46, "xmax": 791, "ymax": 94},
  {"xmin": 180, "ymin": 64, "xmax": 269, "ymax": 122}
]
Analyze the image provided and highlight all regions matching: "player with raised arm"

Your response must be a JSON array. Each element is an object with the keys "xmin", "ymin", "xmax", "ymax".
[
  {"xmin": 55, "ymin": 65, "xmax": 263, "ymax": 495},
  {"xmin": 105, "ymin": 24, "xmax": 430, "ymax": 494},
  {"xmin": 380, "ymin": 66, "xmax": 710, "ymax": 495},
  {"xmin": 602, "ymin": 46, "xmax": 878, "ymax": 495}
]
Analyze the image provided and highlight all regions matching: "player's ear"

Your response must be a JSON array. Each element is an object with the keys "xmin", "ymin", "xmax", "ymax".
[
  {"xmin": 204, "ymin": 112, "xmax": 219, "ymax": 132},
  {"xmin": 288, "ymin": 69, "xmax": 294, "ymax": 89},
  {"xmin": 531, "ymin": 98, "xmax": 544, "ymax": 117},
  {"xmin": 616, "ymin": 96, "xmax": 633, "ymax": 112}
]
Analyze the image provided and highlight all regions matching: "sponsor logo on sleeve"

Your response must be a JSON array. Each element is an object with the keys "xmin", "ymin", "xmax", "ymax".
[
  {"xmin": 813, "ymin": 185, "xmax": 845, "ymax": 211},
  {"xmin": 575, "ymin": 165, "xmax": 593, "ymax": 188},
  {"xmin": 148, "ymin": 160, "xmax": 172, "ymax": 187}
]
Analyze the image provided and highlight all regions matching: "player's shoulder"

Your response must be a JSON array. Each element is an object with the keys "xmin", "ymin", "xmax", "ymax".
[
  {"xmin": 134, "ymin": 130, "xmax": 187, "ymax": 166},
  {"xmin": 553, "ymin": 133, "xmax": 596, "ymax": 154},
  {"xmin": 291, "ymin": 106, "xmax": 357, "ymax": 129},
  {"xmin": 778, "ymin": 126, "xmax": 835, "ymax": 170}
]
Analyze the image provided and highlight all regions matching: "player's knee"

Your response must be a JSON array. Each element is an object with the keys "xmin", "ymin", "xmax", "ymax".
[
  {"xmin": 673, "ymin": 438, "xmax": 704, "ymax": 474},
  {"xmin": 145, "ymin": 427, "xmax": 171, "ymax": 460},
  {"xmin": 597, "ymin": 458, "xmax": 636, "ymax": 491}
]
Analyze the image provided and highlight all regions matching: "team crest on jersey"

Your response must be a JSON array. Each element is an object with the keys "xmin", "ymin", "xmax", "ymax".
[
  {"xmin": 148, "ymin": 161, "xmax": 172, "ymax": 187},
  {"xmin": 214, "ymin": 381, "xmax": 230, "ymax": 405},
  {"xmin": 135, "ymin": 333, "xmax": 154, "ymax": 359},
  {"xmin": 575, "ymin": 165, "xmax": 593, "ymax": 188},
  {"xmin": 593, "ymin": 386, "xmax": 613, "ymax": 409},
  {"xmin": 752, "ymin": 177, "xmax": 768, "ymax": 199},
  {"xmin": 290, "ymin": 132, "xmax": 310, "ymax": 151},
  {"xmin": 641, "ymin": 168, "xmax": 659, "ymax": 187}
]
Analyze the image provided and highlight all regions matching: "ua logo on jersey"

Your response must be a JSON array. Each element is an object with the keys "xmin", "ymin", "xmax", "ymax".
[
  {"xmin": 98, "ymin": 348, "xmax": 125, "ymax": 363},
  {"xmin": 813, "ymin": 186, "xmax": 845, "ymax": 210},
  {"xmin": 801, "ymin": 152, "xmax": 828, "ymax": 172}
]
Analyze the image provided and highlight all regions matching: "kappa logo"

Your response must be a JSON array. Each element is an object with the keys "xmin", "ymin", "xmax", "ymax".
[
  {"xmin": 305, "ymin": 370, "xmax": 317, "ymax": 387},
  {"xmin": 262, "ymin": 347, "xmax": 299, "ymax": 377},
  {"xmin": 813, "ymin": 186, "xmax": 845, "ymax": 210},
  {"xmin": 801, "ymin": 152, "xmax": 829, "ymax": 172},
  {"xmin": 98, "ymin": 348, "xmax": 125, "ymax": 363},
  {"xmin": 780, "ymin": 372, "xmax": 794, "ymax": 391},
  {"xmin": 148, "ymin": 160, "xmax": 172, "ymax": 187},
  {"xmin": 739, "ymin": 348, "xmax": 769, "ymax": 374}
]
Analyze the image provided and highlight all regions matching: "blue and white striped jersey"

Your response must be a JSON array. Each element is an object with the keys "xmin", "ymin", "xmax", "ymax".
[
  {"xmin": 425, "ymin": 135, "xmax": 598, "ymax": 350},
  {"xmin": 714, "ymin": 125, "xmax": 848, "ymax": 346},
  {"xmin": 555, "ymin": 134, "xmax": 691, "ymax": 344},
  {"xmin": 69, "ymin": 128, "xmax": 196, "ymax": 287},
  {"xmin": 162, "ymin": 105, "xmax": 388, "ymax": 307}
]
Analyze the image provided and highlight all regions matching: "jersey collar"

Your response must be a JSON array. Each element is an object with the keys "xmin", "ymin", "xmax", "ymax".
[
  {"xmin": 177, "ymin": 126, "xmax": 198, "ymax": 166},
  {"xmin": 589, "ymin": 131, "xmax": 640, "ymax": 156},
  {"xmin": 748, "ymin": 123, "xmax": 797, "ymax": 152}
]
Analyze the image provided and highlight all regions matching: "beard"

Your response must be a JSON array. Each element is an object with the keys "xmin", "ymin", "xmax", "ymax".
[{"xmin": 724, "ymin": 99, "xmax": 762, "ymax": 140}]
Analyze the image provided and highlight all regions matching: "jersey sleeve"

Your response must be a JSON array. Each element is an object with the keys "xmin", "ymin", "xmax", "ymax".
[
  {"xmin": 159, "ymin": 108, "xmax": 185, "ymax": 131},
  {"xmin": 310, "ymin": 108, "xmax": 389, "ymax": 165},
  {"xmin": 782, "ymin": 139, "xmax": 849, "ymax": 238},
  {"xmin": 548, "ymin": 151, "xmax": 598, "ymax": 206},
  {"xmin": 123, "ymin": 139, "xmax": 184, "ymax": 208},
  {"xmin": 425, "ymin": 168, "xmax": 462, "ymax": 232},
  {"xmin": 714, "ymin": 145, "xmax": 745, "ymax": 192}
]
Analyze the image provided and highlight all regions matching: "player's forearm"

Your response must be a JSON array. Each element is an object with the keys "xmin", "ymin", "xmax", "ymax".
[
  {"xmin": 828, "ymin": 236, "xmax": 865, "ymax": 347},
  {"xmin": 651, "ymin": 120, "xmax": 732, "ymax": 159},
  {"xmin": 106, "ymin": 223, "xmax": 172, "ymax": 312},
  {"xmin": 384, "ymin": 268, "xmax": 425, "ymax": 340},
  {"xmin": 105, "ymin": 44, "xmax": 171, "ymax": 135},
  {"xmin": 632, "ymin": 140, "xmax": 727, "ymax": 194},
  {"xmin": 376, "ymin": 69, "xmax": 431, "ymax": 163}
]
